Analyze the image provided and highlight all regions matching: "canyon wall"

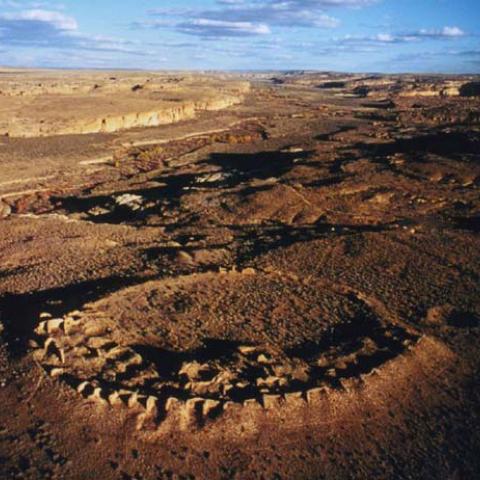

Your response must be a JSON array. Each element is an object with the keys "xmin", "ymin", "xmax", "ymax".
[{"xmin": 0, "ymin": 73, "xmax": 250, "ymax": 138}]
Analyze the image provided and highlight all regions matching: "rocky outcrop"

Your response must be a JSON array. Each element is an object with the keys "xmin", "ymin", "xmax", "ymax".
[
  {"xmin": 0, "ymin": 73, "xmax": 250, "ymax": 138},
  {"xmin": 88, "ymin": 95, "xmax": 244, "ymax": 135},
  {"xmin": 398, "ymin": 80, "xmax": 469, "ymax": 98},
  {"xmin": 3, "ymin": 95, "xmax": 247, "ymax": 138},
  {"xmin": 0, "ymin": 201, "xmax": 11, "ymax": 219},
  {"xmin": 69, "ymin": 103, "xmax": 198, "ymax": 136}
]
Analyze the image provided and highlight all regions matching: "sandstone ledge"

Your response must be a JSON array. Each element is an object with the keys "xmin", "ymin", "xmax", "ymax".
[{"xmin": 0, "ymin": 72, "xmax": 250, "ymax": 138}]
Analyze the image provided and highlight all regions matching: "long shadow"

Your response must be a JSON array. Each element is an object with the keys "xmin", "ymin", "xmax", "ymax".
[
  {"xmin": 55, "ymin": 150, "xmax": 314, "ymax": 226},
  {"xmin": 317, "ymin": 81, "xmax": 346, "ymax": 89},
  {"xmin": 286, "ymin": 310, "xmax": 417, "ymax": 382},
  {"xmin": 446, "ymin": 311, "xmax": 479, "ymax": 328},
  {"xmin": 55, "ymin": 172, "xmax": 198, "ymax": 225},
  {"xmin": 228, "ymin": 220, "xmax": 409, "ymax": 265},
  {"xmin": 0, "ymin": 275, "xmax": 150, "ymax": 357},
  {"xmin": 132, "ymin": 339, "xmax": 242, "ymax": 381},
  {"xmin": 131, "ymin": 313, "xmax": 418, "ymax": 399},
  {"xmin": 330, "ymin": 129, "xmax": 480, "ymax": 177},
  {"xmin": 361, "ymin": 99, "xmax": 396, "ymax": 110},
  {"xmin": 235, "ymin": 184, "xmax": 275, "ymax": 197},
  {"xmin": 354, "ymin": 130, "xmax": 480, "ymax": 159},
  {"xmin": 287, "ymin": 311, "xmax": 413, "ymax": 360},
  {"xmin": 450, "ymin": 215, "xmax": 480, "ymax": 234},
  {"xmin": 131, "ymin": 339, "xmax": 256, "ymax": 401},
  {"xmin": 199, "ymin": 149, "xmax": 313, "ymax": 184},
  {"xmin": 354, "ymin": 110, "xmax": 398, "ymax": 122},
  {"xmin": 303, "ymin": 175, "xmax": 348, "ymax": 188},
  {"xmin": 316, "ymin": 125, "xmax": 357, "ymax": 141}
]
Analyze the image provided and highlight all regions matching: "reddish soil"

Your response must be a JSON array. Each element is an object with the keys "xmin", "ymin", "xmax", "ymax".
[{"xmin": 0, "ymin": 72, "xmax": 479, "ymax": 479}]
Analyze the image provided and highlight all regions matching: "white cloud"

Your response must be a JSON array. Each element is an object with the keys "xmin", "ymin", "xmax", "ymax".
[
  {"xmin": 144, "ymin": 0, "xmax": 353, "ymax": 36},
  {"xmin": 341, "ymin": 26, "xmax": 467, "ymax": 46},
  {"xmin": 0, "ymin": 9, "xmax": 77, "ymax": 31},
  {"xmin": 375, "ymin": 33, "xmax": 395, "ymax": 42},
  {"xmin": 178, "ymin": 18, "xmax": 271, "ymax": 36},
  {"xmin": 0, "ymin": 8, "xmax": 151, "ymax": 58},
  {"xmin": 441, "ymin": 26, "xmax": 465, "ymax": 37},
  {"xmin": 417, "ymin": 26, "xmax": 465, "ymax": 38}
]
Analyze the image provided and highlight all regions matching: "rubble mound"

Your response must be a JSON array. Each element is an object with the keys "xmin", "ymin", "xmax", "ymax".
[{"xmin": 30, "ymin": 271, "xmax": 423, "ymax": 431}]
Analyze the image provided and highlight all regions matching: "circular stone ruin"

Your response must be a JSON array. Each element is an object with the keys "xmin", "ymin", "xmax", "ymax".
[{"xmin": 31, "ymin": 270, "xmax": 419, "ymax": 429}]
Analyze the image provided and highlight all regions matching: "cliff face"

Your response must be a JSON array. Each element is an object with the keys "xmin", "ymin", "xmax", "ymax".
[
  {"xmin": 0, "ymin": 73, "xmax": 250, "ymax": 138},
  {"xmin": 69, "ymin": 96, "xmax": 244, "ymax": 136},
  {"xmin": 35, "ymin": 96, "xmax": 243, "ymax": 137},
  {"xmin": 397, "ymin": 80, "xmax": 473, "ymax": 98}
]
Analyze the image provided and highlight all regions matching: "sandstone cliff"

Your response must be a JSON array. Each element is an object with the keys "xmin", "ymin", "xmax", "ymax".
[{"xmin": 0, "ymin": 72, "xmax": 250, "ymax": 138}]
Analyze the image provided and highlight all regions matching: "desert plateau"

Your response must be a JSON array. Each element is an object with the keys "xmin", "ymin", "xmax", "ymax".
[{"xmin": 0, "ymin": 69, "xmax": 479, "ymax": 479}]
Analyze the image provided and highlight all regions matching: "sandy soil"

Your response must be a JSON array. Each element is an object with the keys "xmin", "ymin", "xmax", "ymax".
[{"xmin": 0, "ymin": 70, "xmax": 479, "ymax": 479}]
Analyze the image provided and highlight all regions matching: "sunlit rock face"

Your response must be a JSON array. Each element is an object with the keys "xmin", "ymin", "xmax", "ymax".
[{"xmin": 0, "ymin": 71, "xmax": 250, "ymax": 137}]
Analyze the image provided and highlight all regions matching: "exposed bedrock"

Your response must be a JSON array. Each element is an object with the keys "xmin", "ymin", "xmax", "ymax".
[
  {"xmin": 0, "ymin": 76, "xmax": 250, "ymax": 138},
  {"xmin": 3, "ymin": 94, "xmax": 247, "ymax": 138}
]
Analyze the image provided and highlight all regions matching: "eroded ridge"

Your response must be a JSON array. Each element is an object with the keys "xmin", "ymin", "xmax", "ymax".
[
  {"xmin": 0, "ymin": 73, "xmax": 251, "ymax": 138},
  {"xmin": 29, "ymin": 270, "xmax": 423, "ymax": 430}
]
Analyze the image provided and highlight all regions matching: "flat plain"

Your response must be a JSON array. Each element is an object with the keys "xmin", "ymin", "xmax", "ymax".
[{"xmin": 0, "ymin": 69, "xmax": 479, "ymax": 479}]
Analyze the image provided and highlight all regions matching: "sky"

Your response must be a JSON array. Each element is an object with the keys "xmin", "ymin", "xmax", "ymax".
[{"xmin": 0, "ymin": 0, "xmax": 479, "ymax": 73}]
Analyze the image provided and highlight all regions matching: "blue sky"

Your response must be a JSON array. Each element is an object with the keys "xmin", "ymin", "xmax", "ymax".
[{"xmin": 0, "ymin": 0, "xmax": 478, "ymax": 72}]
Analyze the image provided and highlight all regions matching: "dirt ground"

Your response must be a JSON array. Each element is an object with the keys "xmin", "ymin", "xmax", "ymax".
[{"xmin": 0, "ymin": 71, "xmax": 479, "ymax": 479}]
